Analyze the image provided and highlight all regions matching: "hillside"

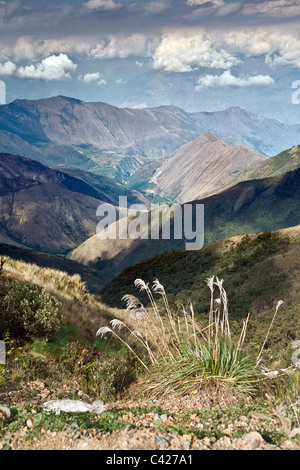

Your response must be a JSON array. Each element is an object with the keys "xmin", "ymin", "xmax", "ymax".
[
  {"xmin": 244, "ymin": 145, "xmax": 300, "ymax": 181},
  {"xmin": 58, "ymin": 167, "xmax": 148, "ymax": 206},
  {"xmin": 150, "ymin": 131, "xmax": 265, "ymax": 202},
  {"xmin": 100, "ymin": 225, "xmax": 300, "ymax": 350},
  {"xmin": 0, "ymin": 243, "xmax": 106, "ymax": 293},
  {"xmin": 71, "ymin": 167, "xmax": 300, "ymax": 283},
  {"xmin": 0, "ymin": 153, "xmax": 143, "ymax": 253}
]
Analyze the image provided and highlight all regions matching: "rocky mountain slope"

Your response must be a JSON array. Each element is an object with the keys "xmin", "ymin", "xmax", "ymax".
[{"xmin": 150, "ymin": 131, "xmax": 266, "ymax": 202}]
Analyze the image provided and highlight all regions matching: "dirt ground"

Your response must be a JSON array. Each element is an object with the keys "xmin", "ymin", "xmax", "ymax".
[{"xmin": 1, "ymin": 380, "xmax": 300, "ymax": 451}]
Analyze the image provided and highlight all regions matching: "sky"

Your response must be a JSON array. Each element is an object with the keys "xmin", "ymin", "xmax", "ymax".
[{"xmin": 0, "ymin": 0, "xmax": 300, "ymax": 123}]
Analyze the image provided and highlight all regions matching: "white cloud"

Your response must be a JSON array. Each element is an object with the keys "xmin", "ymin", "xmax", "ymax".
[
  {"xmin": 152, "ymin": 33, "xmax": 241, "ymax": 72},
  {"xmin": 17, "ymin": 54, "xmax": 77, "ymax": 81},
  {"xmin": 141, "ymin": 0, "xmax": 171, "ymax": 16},
  {"xmin": 242, "ymin": 0, "xmax": 300, "ymax": 17},
  {"xmin": 152, "ymin": 28, "xmax": 300, "ymax": 73},
  {"xmin": 0, "ymin": 61, "xmax": 17, "ymax": 77},
  {"xmin": 0, "ymin": 54, "xmax": 77, "ymax": 81},
  {"xmin": 90, "ymin": 34, "xmax": 158, "ymax": 59},
  {"xmin": 187, "ymin": 0, "xmax": 224, "ymax": 5},
  {"xmin": 80, "ymin": 72, "xmax": 107, "ymax": 86},
  {"xmin": 195, "ymin": 70, "xmax": 275, "ymax": 89},
  {"xmin": 11, "ymin": 36, "xmax": 91, "ymax": 63},
  {"xmin": 84, "ymin": 0, "xmax": 121, "ymax": 10},
  {"xmin": 221, "ymin": 29, "xmax": 300, "ymax": 69},
  {"xmin": 81, "ymin": 72, "xmax": 100, "ymax": 83}
]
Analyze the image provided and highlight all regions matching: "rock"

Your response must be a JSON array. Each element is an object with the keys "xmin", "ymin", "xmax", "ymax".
[
  {"xmin": 238, "ymin": 416, "xmax": 248, "ymax": 422},
  {"xmin": 43, "ymin": 399, "xmax": 106, "ymax": 414},
  {"xmin": 0, "ymin": 406, "xmax": 11, "ymax": 423},
  {"xmin": 289, "ymin": 428, "xmax": 300, "ymax": 439},
  {"xmin": 156, "ymin": 437, "xmax": 170, "ymax": 448},
  {"xmin": 90, "ymin": 401, "xmax": 107, "ymax": 414},
  {"xmin": 237, "ymin": 432, "xmax": 266, "ymax": 450},
  {"xmin": 183, "ymin": 437, "xmax": 192, "ymax": 450},
  {"xmin": 212, "ymin": 436, "xmax": 232, "ymax": 450},
  {"xmin": 281, "ymin": 439, "xmax": 300, "ymax": 450},
  {"xmin": 223, "ymin": 427, "xmax": 234, "ymax": 436}
]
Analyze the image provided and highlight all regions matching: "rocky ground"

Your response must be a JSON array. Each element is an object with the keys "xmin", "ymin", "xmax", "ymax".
[{"xmin": 1, "ymin": 380, "xmax": 300, "ymax": 451}]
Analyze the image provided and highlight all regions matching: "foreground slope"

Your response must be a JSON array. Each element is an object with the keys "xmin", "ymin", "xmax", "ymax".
[{"xmin": 0, "ymin": 243, "xmax": 106, "ymax": 293}]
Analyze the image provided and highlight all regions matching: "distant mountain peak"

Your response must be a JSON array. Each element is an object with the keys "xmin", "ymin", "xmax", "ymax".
[{"xmin": 151, "ymin": 132, "xmax": 266, "ymax": 203}]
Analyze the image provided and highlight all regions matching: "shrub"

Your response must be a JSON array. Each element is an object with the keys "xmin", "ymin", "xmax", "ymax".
[
  {"xmin": 0, "ymin": 280, "xmax": 62, "ymax": 342},
  {"xmin": 80, "ymin": 356, "xmax": 136, "ymax": 399}
]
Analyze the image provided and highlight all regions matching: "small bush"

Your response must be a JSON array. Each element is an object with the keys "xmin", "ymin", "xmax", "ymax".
[
  {"xmin": 81, "ymin": 356, "xmax": 136, "ymax": 399},
  {"xmin": 0, "ymin": 280, "xmax": 62, "ymax": 342}
]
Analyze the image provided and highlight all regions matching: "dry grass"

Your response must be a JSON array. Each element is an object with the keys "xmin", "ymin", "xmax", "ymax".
[{"xmin": 96, "ymin": 276, "xmax": 287, "ymax": 398}]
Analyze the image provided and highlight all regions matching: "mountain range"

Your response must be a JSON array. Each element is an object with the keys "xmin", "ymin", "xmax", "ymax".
[
  {"xmin": 0, "ymin": 96, "xmax": 299, "ymax": 288},
  {"xmin": 0, "ymin": 97, "xmax": 300, "ymax": 184}
]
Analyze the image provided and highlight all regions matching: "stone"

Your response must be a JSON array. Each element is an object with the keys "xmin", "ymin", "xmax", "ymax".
[
  {"xmin": 0, "ymin": 406, "xmax": 11, "ymax": 423},
  {"xmin": 238, "ymin": 432, "xmax": 265, "ymax": 450},
  {"xmin": 289, "ymin": 428, "xmax": 300, "ymax": 439},
  {"xmin": 43, "ymin": 399, "xmax": 106, "ymax": 414}
]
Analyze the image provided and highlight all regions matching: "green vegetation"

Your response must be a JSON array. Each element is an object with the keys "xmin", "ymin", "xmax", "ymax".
[
  {"xmin": 0, "ymin": 256, "xmax": 141, "ymax": 401},
  {"xmin": 101, "ymin": 227, "xmax": 300, "ymax": 356},
  {"xmin": 0, "ymin": 280, "xmax": 62, "ymax": 343}
]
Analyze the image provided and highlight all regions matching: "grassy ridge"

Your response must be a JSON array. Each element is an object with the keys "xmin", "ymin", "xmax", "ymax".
[
  {"xmin": 245, "ymin": 145, "xmax": 300, "ymax": 181},
  {"xmin": 0, "ymin": 243, "xmax": 107, "ymax": 294}
]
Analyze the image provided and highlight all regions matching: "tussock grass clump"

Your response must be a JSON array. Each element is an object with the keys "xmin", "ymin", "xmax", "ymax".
[{"xmin": 97, "ymin": 276, "xmax": 285, "ymax": 398}]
